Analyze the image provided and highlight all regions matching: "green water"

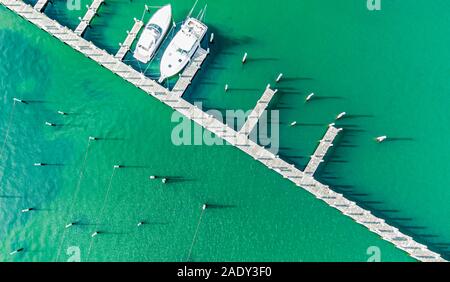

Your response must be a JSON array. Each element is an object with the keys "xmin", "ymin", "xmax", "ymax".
[{"xmin": 1, "ymin": 0, "xmax": 449, "ymax": 262}]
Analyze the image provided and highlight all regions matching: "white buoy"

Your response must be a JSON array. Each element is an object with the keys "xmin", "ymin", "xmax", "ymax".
[
  {"xmin": 209, "ymin": 33, "xmax": 214, "ymax": 43},
  {"xmin": 65, "ymin": 222, "xmax": 75, "ymax": 228},
  {"xmin": 224, "ymin": 84, "xmax": 229, "ymax": 92},
  {"xmin": 9, "ymin": 248, "xmax": 23, "ymax": 255},
  {"xmin": 13, "ymin": 98, "xmax": 25, "ymax": 103},
  {"xmin": 290, "ymin": 121, "xmax": 297, "ymax": 127},
  {"xmin": 162, "ymin": 178, "xmax": 167, "ymax": 184},
  {"xmin": 336, "ymin": 112, "xmax": 347, "ymax": 120},
  {"xmin": 202, "ymin": 204, "xmax": 207, "ymax": 210},
  {"xmin": 306, "ymin": 93, "xmax": 315, "ymax": 102},
  {"xmin": 149, "ymin": 175, "xmax": 157, "ymax": 180},
  {"xmin": 137, "ymin": 221, "xmax": 144, "ymax": 227},
  {"xmin": 276, "ymin": 73, "xmax": 283, "ymax": 83},
  {"xmin": 242, "ymin": 52, "xmax": 248, "ymax": 64},
  {"xmin": 21, "ymin": 208, "xmax": 33, "ymax": 213},
  {"xmin": 376, "ymin": 136, "xmax": 388, "ymax": 143},
  {"xmin": 45, "ymin": 122, "xmax": 55, "ymax": 127},
  {"xmin": 91, "ymin": 231, "xmax": 100, "ymax": 238}
]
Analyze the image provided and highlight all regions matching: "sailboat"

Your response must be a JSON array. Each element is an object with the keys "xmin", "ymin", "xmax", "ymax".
[
  {"xmin": 133, "ymin": 4, "xmax": 172, "ymax": 64},
  {"xmin": 158, "ymin": 2, "xmax": 208, "ymax": 83}
]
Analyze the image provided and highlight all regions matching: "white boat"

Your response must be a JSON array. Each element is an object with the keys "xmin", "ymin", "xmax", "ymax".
[
  {"xmin": 133, "ymin": 4, "xmax": 172, "ymax": 64},
  {"xmin": 158, "ymin": 17, "xmax": 207, "ymax": 82}
]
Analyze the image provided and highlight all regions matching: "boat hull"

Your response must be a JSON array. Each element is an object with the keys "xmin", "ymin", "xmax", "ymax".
[
  {"xmin": 159, "ymin": 17, "xmax": 207, "ymax": 82},
  {"xmin": 133, "ymin": 5, "xmax": 172, "ymax": 64}
]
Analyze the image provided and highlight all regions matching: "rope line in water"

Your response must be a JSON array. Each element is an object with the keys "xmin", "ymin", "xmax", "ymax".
[
  {"xmin": 186, "ymin": 206, "xmax": 206, "ymax": 261},
  {"xmin": 86, "ymin": 166, "xmax": 118, "ymax": 260},
  {"xmin": 55, "ymin": 138, "xmax": 93, "ymax": 262}
]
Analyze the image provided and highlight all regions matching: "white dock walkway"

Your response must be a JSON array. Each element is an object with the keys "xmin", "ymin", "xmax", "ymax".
[
  {"xmin": 171, "ymin": 47, "xmax": 209, "ymax": 97},
  {"xmin": 1, "ymin": 0, "xmax": 445, "ymax": 262},
  {"xmin": 239, "ymin": 87, "xmax": 277, "ymax": 136},
  {"xmin": 33, "ymin": 0, "xmax": 48, "ymax": 12},
  {"xmin": 74, "ymin": 0, "xmax": 104, "ymax": 36},
  {"xmin": 115, "ymin": 18, "xmax": 143, "ymax": 61},
  {"xmin": 305, "ymin": 125, "xmax": 342, "ymax": 176}
]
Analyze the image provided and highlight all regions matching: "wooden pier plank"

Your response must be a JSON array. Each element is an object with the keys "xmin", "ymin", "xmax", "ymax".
[
  {"xmin": 74, "ymin": 0, "xmax": 104, "ymax": 36},
  {"xmin": 115, "ymin": 19, "xmax": 144, "ymax": 61},
  {"xmin": 239, "ymin": 87, "xmax": 277, "ymax": 136},
  {"xmin": 171, "ymin": 47, "xmax": 209, "ymax": 97},
  {"xmin": 34, "ymin": 0, "xmax": 49, "ymax": 12},
  {"xmin": 304, "ymin": 125, "xmax": 342, "ymax": 176}
]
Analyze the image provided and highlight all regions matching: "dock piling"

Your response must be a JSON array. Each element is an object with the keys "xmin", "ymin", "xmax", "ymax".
[
  {"xmin": 306, "ymin": 93, "xmax": 315, "ymax": 102},
  {"xmin": 276, "ymin": 73, "xmax": 283, "ymax": 83},
  {"xmin": 336, "ymin": 112, "xmax": 346, "ymax": 120},
  {"xmin": 21, "ymin": 208, "xmax": 34, "ymax": 213},
  {"xmin": 376, "ymin": 136, "xmax": 387, "ymax": 143},
  {"xmin": 242, "ymin": 52, "xmax": 248, "ymax": 64},
  {"xmin": 9, "ymin": 248, "xmax": 24, "ymax": 255}
]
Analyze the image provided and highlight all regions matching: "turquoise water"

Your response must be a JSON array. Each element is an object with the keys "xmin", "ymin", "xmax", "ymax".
[{"xmin": 1, "ymin": 0, "xmax": 449, "ymax": 262}]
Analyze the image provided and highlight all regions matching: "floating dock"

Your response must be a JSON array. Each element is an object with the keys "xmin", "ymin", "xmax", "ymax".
[
  {"xmin": 115, "ymin": 18, "xmax": 144, "ymax": 61},
  {"xmin": 0, "ymin": 0, "xmax": 446, "ymax": 262},
  {"xmin": 33, "ymin": 0, "xmax": 48, "ymax": 12},
  {"xmin": 304, "ymin": 124, "xmax": 342, "ymax": 176},
  {"xmin": 74, "ymin": 0, "xmax": 104, "ymax": 36},
  {"xmin": 239, "ymin": 87, "xmax": 277, "ymax": 136},
  {"xmin": 171, "ymin": 47, "xmax": 209, "ymax": 97}
]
